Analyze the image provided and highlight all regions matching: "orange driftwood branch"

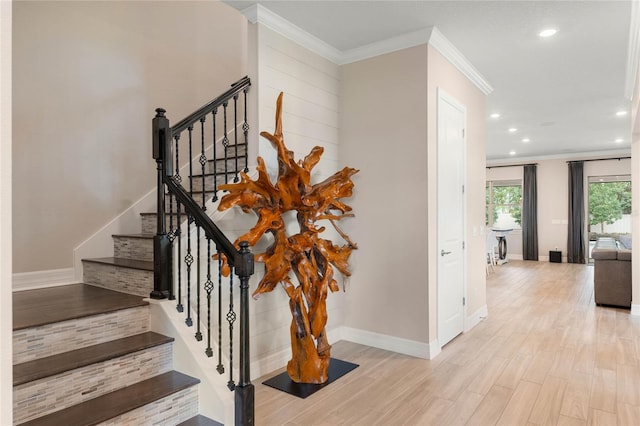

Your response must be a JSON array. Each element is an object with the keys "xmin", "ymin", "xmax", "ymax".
[{"xmin": 216, "ymin": 92, "xmax": 358, "ymax": 384}]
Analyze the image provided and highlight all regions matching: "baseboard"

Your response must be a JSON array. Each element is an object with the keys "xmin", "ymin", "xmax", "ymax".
[
  {"xmin": 631, "ymin": 304, "xmax": 640, "ymax": 317},
  {"xmin": 465, "ymin": 304, "xmax": 488, "ymax": 332},
  {"xmin": 338, "ymin": 326, "xmax": 436, "ymax": 359},
  {"xmin": 12, "ymin": 268, "xmax": 75, "ymax": 291},
  {"xmin": 251, "ymin": 347, "xmax": 290, "ymax": 380}
]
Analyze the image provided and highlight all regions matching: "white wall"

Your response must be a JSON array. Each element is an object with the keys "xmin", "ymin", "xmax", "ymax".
[
  {"xmin": 12, "ymin": 1, "xmax": 247, "ymax": 273},
  {"xmin": 244, "ymin": 23, "xmax": 344, "ymax": 363},
  {"xmin": 1, "ymin": 1, "xmax": 13, "ymax": 423},
  {"xmin": 486, "ymin": 158, "xmax": 631, "ymax": 261}
]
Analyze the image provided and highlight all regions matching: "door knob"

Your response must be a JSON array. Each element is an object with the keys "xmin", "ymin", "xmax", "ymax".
[{"xmin": 441, "ymin": 250, "xmax": 452, "ymax": 256}]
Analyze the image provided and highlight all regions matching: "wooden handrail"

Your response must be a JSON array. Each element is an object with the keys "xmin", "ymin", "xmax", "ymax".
[{"xmin": 171, "ymin": 76, "xmax": 251, "ymax": 136}]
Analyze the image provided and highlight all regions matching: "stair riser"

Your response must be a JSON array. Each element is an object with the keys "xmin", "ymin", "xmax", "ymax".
[
  {"xmin": 83, "ymin": 262, "xmax": 152, "ymax": 297},
  {"xmin": 166, "ymin": 190, "xmax": 216, "ymax": 208},
  {"xmin": 207, "ymin": 155, "xmax": 246, "ymax": 175},
  {"xmin": 13, "ymin": 306, "xmax": 149, "ymax": 364},
  {"xmin": 13, "ymin": 343, "xmax": 173, "ymax": 424},
  {"xmin": 113, "ymin": 236, "xmax": 153, "ymax": 262},
  {"xmin": 141, "ymin": 213, "xmax": 186, "ymax": 235},
  {"xmin": 98, "ymin": 385, "xmax": 198, "ymax": 426},
  {"xmin": 190, "ymin": 173, "xmax": 239, "ymax": 193},
  {"xmin": 141, "ymin": 212, "xmax": 213, "ymax": 235}
]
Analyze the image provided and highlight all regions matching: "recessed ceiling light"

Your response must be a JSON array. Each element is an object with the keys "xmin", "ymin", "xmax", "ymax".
[
  {"xmin": 509, "ymin": 150, "xmax": 516, "ymax": 156},
  {"xmin": 615, "ymin": 138, "xmax": 624, "ymax": 143},
  {"xmin": 508, "ymin": 128, "xmax": 518, "ymax": 133},
  {"xmin": 539, "ymin": 28, "xmax": 558, "ymax": 38},
  {"xmin": 522, "ymin": 138, "xmax": 530, "ymax": 143},
  {"xmin": 490, "ymin": 113, "xmax": 501, "ymax": 119},
  {"xmin": 616, "ymin": 110, "xmax": 628, "ymax": 116}
]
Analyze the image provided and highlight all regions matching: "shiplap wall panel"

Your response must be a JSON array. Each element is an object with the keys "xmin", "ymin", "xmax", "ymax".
[{"xmin": 241, "ymin": 24, "xmax": 346, "ymax": 367}]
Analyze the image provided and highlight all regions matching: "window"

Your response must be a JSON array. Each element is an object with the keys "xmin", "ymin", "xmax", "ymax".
[
  {"xmin": 486, "ymin": 180, "xmax": 522, "ymax": 230},
  {"xmin": 587, "ymin": 175, "xmax": 631, "ymax": 260}
]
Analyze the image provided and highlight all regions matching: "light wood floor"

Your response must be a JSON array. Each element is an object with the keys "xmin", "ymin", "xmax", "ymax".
[{"xmin": 254, "ymin": 260, "xmax": 640, "ymax": 425}]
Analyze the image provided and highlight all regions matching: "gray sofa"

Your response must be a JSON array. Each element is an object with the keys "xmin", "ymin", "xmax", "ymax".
[{"xmin": 591, "ymin": 236, "xmax": 632, "ymax": 308}]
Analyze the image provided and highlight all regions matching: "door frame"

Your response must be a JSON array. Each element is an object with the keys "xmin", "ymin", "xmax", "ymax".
[{"xmin": 436, "ymin": 88, "xmax": 468, "ymax": 348}]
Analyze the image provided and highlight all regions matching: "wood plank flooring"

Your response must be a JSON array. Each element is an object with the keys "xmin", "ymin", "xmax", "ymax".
[{"xmin": 254, "ymin": 260, "xmax": 640, "ymax": 425}]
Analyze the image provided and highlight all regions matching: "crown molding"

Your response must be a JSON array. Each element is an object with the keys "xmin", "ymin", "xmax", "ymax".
[
  {"xmin": 428, "ymin": 27, "xmax": 493, "ymax": 95},
  {"xmin": 340, "ymin": 27, "xmax": 433, "ymax": 65},
  {"xmin": 241, "ymin": 5, "xmax": 492, "ymax": 95},
  {"xmin": 624, "ymin": 0, "xmax": 640, "ymax": 100},
  {"xmin": 241, "ymin": 4, "xmax": 342, "ymax": 64},
  {"xmin": 486, "ymin": 148, "xmax": 632, "ymax": 165}
]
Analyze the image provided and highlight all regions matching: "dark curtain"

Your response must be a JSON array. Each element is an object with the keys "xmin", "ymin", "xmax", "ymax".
[
  {"xmin": 567, "ymin": 161, "xmax": 586, "ymax": 263},
  {"xmin": 522, "ymin": 165, "xmax": 538, "ymax": 260}
]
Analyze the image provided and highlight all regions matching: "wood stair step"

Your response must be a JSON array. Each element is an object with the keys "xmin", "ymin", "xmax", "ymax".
[
  {"xmin": 178, "ymin": 414, "xmax": 223, "ymax": 426},
  {"xmin": 18, "ymin": 371, "xmax": 200, "ymax": 426},
  {"xmin": 13, "ymin": 284, "xmax": 147, "ymax": 330},
  {"xmin": 13, "ymin": 332, "xmax": 173, "ymax": 386},
  {"xmin": 111, "ymin": 233, "xmax": 155, "ymax": 239}
]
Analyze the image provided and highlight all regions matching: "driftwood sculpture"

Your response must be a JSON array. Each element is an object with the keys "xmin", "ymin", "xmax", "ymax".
[{"xmin": 217, "ymin": 92, "xmax": 358, "ymax": 384}]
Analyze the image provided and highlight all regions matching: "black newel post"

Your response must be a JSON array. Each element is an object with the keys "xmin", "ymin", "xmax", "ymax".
[
  {"xmin": 235, "ymin": 241, "xmax": 255, "ymax": 426},
  {"xmin": 151, "ymin": 108, "xmax": 173, "ymax": 299}
]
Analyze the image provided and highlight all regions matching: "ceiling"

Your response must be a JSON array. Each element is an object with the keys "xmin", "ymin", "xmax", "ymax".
[{"xmin": 224, "ymin": 0, "xmax": 636, "ymax": 162}]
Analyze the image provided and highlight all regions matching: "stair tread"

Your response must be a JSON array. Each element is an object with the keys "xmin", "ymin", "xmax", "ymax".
[
  {"xmin": 18, "ymin": 371, "xmax": 200, "ymax": 426},
  {"xmin": 140, "ymin": 211, "xmax": 182, "ymax": 216},
  {"xmin": 13, "ymin": 284, "xmax": 147, "ymax": 330},
  {"xmin": 178, "ymin": 415, "xmax": 223, "ymax": 426},
  {"xmin": 13, "ymin": 331, "xmax": 174, "ymax": 386},
  {"xmin": 191, "ymin": 170, "xmax": 244, "ymax": 178},
  {"xmin": 111, "ymin": 233, "xmax": 155, "ymax": 239},
  {"xmin": 82, "ymin": 257, "xmax": 153, "ymax": 271}
]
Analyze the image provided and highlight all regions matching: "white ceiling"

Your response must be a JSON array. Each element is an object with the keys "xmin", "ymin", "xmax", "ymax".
[{"xmin": 224, "ymin": 0, "xmax": 636, "ymax": 162}]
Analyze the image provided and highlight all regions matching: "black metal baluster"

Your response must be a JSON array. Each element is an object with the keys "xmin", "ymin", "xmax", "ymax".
[
  {"xmin": 205, "ymin": 238, "xmax": 214, "ymax": 357},
  {"xmin": 199, "ymin": 117, "xmax": 207, "ymax": 209},
  {"xmin": 185, "ymin": 214, "xmax": 193, "ymax": 327},
  {"xmin": 185, "ymin": 126, "xmax": 195, "ymax": 327},
  {"xmin": 212, "ymin": 109, "xmax": 219, "ymax": 202},
  {"xmin": 227, "ymin": 269, "xmax": 236, "ymax": 391},
  {"xmin": 195, "ymin": 223, "xmax": 202, "ymax": 341},
  {"xmin": 223, "ymin": 101, "xmax": 229, "ymax": 184},
  {"xmin": 174, "ymin": 134, "xmax": 183, "ymax": 312},
  {"xmin": 216, "ymin": 251, "xmax": 224, "ymax": 375},
  {"xmin": 166, "ymin": 190, "xmax": 176, "ymax": 302},
  {"xmin": 243, "ymin": 88, "xmax": 250, "ymax": 173},
  {"xmin": 188, "ymin": 125, "xmax": 194, "ymax": 195},
  {"xmin": 233, "ymin": 94, "xmax": 239, "ymax": 182},
  {"xmin": 176, "ymin": 199, "xmax": 183, "ymax": 312}
]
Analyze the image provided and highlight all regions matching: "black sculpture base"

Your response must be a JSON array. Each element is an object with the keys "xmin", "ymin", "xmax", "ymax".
[{"xmin": 262, "ymin": 358, "xmax": 358, "ymax": 399}]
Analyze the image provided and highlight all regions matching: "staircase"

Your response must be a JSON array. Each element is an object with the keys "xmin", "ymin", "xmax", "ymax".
[
  {"xmin": 12, "ymin": 77, "xmax": 254, "ymax": 425},
  {"xmin": 12, "ymin": 211, "xmax": 223, "ymax": 425},
  {"xmin": 12, "ymin": 139, "xmax": 249, "ymax": 424}
]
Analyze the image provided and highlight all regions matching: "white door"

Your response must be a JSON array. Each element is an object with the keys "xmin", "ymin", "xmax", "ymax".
[{"xmin": 437, "ymin": 89, "xmax": 466, "ymax": 347}]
